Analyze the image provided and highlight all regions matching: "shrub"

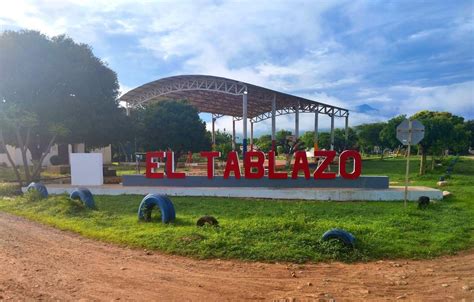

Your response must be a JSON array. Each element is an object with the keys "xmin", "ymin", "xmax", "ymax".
[
  {"xmin": 24, "ymin": 189, "xmax": 44, "ymax": 202},
  {"xmin": 0, "ymin": 183, "xmax": 21, "ymax": 197}
]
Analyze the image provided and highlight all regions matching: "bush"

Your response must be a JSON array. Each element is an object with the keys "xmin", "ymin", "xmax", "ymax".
[
  {"xmin": 24, "ymin": 189, "xmax": 44, "ymax": 202},
  {"xmin": 0, "ymin": 183, "xmax": 21, "ymax": 197},
  {"xmin": 317, "ymin": 239, "xmax": 367, "ymax": 262}
]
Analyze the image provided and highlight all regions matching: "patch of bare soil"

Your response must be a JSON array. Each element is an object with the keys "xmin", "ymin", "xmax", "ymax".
[{"xmin": 0, "ymin": 212, "xmax": 472, "ymax": 301}]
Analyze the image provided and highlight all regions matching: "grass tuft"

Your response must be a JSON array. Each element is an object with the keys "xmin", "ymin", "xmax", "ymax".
[{"xmin": 0, "ymin": 183, "xmax": 21, "ymax": 197}]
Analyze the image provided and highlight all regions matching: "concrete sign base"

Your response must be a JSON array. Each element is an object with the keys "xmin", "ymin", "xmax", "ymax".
[
  {"xmin": 42, "ymin": 184, "xmax": 442, "ymax": 201},
  {"xmin": 123, "ymin": 175, "xmax": 389, "ymax": 189}
]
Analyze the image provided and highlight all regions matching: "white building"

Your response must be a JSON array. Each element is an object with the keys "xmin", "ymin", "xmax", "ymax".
[{"xmin": 0, "ymin": 143, "xmax": 112, "ymax": 167}]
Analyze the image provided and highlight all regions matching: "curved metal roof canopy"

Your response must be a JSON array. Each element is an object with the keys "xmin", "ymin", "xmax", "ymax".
[{"xmin": 119, "ymin": 75, "xmax": 349, "ymax": 123}]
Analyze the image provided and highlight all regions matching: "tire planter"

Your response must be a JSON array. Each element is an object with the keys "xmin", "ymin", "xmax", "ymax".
[
  {"xmin": 70, "ymin": 188, "xmax": 96, "ymax": 209},
  {"xmin": 26, "ymin": 182, "xmax": 48, "ymax": 198},
  {"xmin": 138, "ymin": 194, "xmax": 176, "ymax": 224},
  {"xmin": 418, "ymin": 196, "xmax": 430, "ymax": 209},
  {"xmin": 321, "ymin": 228, "xmax": 356, "ymax": 248},
  {"xmin": 196, "ymin": 215, "xmax": 219, "ymax": 227}
]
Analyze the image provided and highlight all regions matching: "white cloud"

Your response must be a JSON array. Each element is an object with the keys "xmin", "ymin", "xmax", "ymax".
[
  {"xmin": 206, "ymin": 80, "xmax": 474, "ymax": 138},
  {"xmin": 388, "ymin": 81, "xmax": 474, "ymax": 118},
  {"xmin": 118, "ymin": 82, "xmax": 133, "ymax": 96},
  {"xmin": 134, "ymin": 1, "xmax": 364, "ymax": 93},
  {"xmin": 1, "ymin": 0, "xmax": 472, "ymax": 128}
]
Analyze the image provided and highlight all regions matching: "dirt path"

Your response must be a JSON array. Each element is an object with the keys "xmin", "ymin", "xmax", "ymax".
[{"xmin": 0, "ymin": 212, "xmax": 472, "ymax": 301}]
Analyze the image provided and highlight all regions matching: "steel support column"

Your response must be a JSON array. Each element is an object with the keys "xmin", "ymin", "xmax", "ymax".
[
  {"xmin": 344, "ymin": 114, "xmax": 349, "ymax": 149},
  {"xmin": 232, "ymin": 118, "xmax": 236, "ymax": 151},
  {"xmin": 295, "ymin": 103, "xmax": 300, "ymax": 139},
  {"xmin": 314, "ymin": 112, "xmax": 319, "ymax": 152},
  {"xmin": 125, "ymin": 101, "xmax": 131, "ymax": 116},
  {"xmin": 211, "ymin": 116, "xmax": 216, "ymax": 149},
  {"xmin": 250, "ymin": 121, "xmax": 254, "ymax": 151},
  {"xmin": 330, "ymin": 111, "xmax": 335, "ymax": 151},
  {"xmin": 271, "ymin": 95, "xmax": 276, "ymax": 151},
  {"xmin": 242, "ymin": 92, "xmax": 248, "ymax": 159}
]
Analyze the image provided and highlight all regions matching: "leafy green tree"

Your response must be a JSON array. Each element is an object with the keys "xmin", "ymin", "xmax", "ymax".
[
  {"xmin": 214, "ymin": 130, "xmax": 232, "ymax": 145},
  {"xmin": 214, "ymin": 130, "xmax": 233, "ymax": 159},
  {"xmin": 412, "ymin": 111, "xmax": 469, "ymax": 174},
  {"xmin": 356, "ymin": 123, "xmax": 385, "ymax": 154},
  {"xmin": 305, "ymin": 129, "xmax": 358, "ymax": 152},
  {"xmin": 279, "ymin": 138, "xmax": 306, "ymax": 168},
  {"xmin": 274, "ymin": 129, "xmax": 293, "ymax": 155},
  {"xmin": 317, "ymin": 132, "xmax": 330, "ymax": 150},
  {"xmin": 138, "ymin": 100, "xmax": 211, "ymax": 161},
  {"xmin": 215, "ymin": 142, "xmax": 233, "ymax": 160},
  {"xmin": 0, "ymin": 30, "xmax": 125, "ymax": 184},
  {"xmin": 254, "ymin": 134, "xmax": 272, "ymax": 152},
  {"xmin": 411, "ymin": 110, "xmax": 469, "ymax": 175},
  {"xmin": 299, "ymin": 131, "xmax": 315, "ymax": 150},
  {"xmin": 276, "ymin": 129, "xmax": 293, "ymax": 143},
  {"xmin": 465, "ymin": 120, "xmax": 474, "ymax": 149},
  {"xmin": 379, "ymin": 115, "xmax": 406, "ymax": 159},
  {"xmin": 333, "ymin": 128, "xmax": 358, "ymax": 152}
]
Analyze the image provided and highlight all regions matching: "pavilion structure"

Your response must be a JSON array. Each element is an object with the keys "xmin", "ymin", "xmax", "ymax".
[{"xmin": 119, "ymin": 75, "xmax": 349, "ymax": 157}]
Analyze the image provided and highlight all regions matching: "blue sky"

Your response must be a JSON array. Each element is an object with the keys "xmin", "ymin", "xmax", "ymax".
[{"xmin": 0, "ymin": 0, "xmax": 473, "ymax": 135}]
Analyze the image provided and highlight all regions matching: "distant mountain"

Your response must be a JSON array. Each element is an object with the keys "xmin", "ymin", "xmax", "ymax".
[{"xmin": 354, "ymin": 104, "xmax": 378, "ymax": 114}]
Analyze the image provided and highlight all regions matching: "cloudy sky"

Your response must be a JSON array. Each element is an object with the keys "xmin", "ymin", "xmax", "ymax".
[{"xmin": 1, "ymin": 0, "xmax": 473, "ymax": 136}]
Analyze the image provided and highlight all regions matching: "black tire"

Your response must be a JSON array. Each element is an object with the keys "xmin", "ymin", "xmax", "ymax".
[
  {"xmin": 137, "ymin": 194, "xmax": 175, "ymax": 224},
  {"xmin": 321, "ymin": 228, "xmax": 356, "ymax": 247},
  {"xmin": 26, "ymin": 182, "xmax": 48, "ymax": 199},
  {"xmin": 70, "ymin": 188, "xmax": 96, "ymax": 209},
  {"xmin": 197, "ymin": 215, "xmax": 219, "ymax": 227},
  {"xmin": 418, "ymin": 196, "xmax": 430, "ymax": 209}
]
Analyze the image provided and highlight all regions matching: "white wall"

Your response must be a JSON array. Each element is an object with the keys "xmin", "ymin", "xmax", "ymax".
[
  {"xmin": 0, "ymin": 144, "xmax": 111, "ymax": 167},
  {"xmin": 90, "ymin": 145, "xmax": 112, "ymax": 164},
  {"xmin": 70, "ymin": 153, "xmax": 103, "ymax": 186}
]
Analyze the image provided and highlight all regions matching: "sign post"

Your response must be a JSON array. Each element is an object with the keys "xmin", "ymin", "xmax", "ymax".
[
  {"xmin": 396, "ymin": 119, "xmax": 425, "ymax": 207},
  {"xmin": 403, "ymin": 121, "xmax": 412, "ymax": 208}
]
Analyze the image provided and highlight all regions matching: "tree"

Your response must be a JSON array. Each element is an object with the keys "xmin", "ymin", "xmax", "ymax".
[
  {"xmin": 276, "ymin": 129, "xmax": 293, "ymax": 142},
  {"xmin": 412, "ymin": 111, "xmax": 469, "ymax": 175},
  {"xmin": 214, "ymin": 130, "xmax": 231, "ymax": 145},
  {"xmin": 299, "ymin": 131, "xmax": 315, "ymax": 150},
  {"xmin": 304, "ymin": 128, "xmax": 358, "ymax": 152},
  {"xmin": 465, "ymin": 120, "xmax": 474, "ymax": 149},
  {"xmin": 317, "ymin": 132, "xmax": 331, "ymax": 150},
  {"xmin": 355, "ymin": 123, "xmax": 385, "ymax": 154},
  {"xmin": 0, "ymin": 30, "xmax": 125, "ymax": 185},
  {"xmin": 332, "ymin": 128, "xmax": 358, "ymax": 152},
  {"xmin": 379, "ymin": 115, "xmax": 406, "ymax": 159},
  {"xmin": 254, "ymin": 134, "xmax": 272, "ymax": 152},
  {"xmin": 279, "ymin": 138, "xmax": 306, "ymax": 168},
  {"xmin": 271, "ymin": 129, "xmax": 293, "ymax": 155},
  {"xmin": 214, "ymin": 130, "xmax": 233, "ymax": 159},
  {"xmin": 138, "ymin": 100, "xmax": 211, "ymax": 160}
]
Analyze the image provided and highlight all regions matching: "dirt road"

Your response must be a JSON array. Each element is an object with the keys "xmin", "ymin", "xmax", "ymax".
[{"xmin": 0, "ymin": 212, "xmax": 472, "ymax": 301}]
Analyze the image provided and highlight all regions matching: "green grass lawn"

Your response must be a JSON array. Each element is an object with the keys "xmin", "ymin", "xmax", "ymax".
[
  {"xmin": 0, "ymin": 166, "xmax": 66, "ymax": 183},
  {"xmin": 0, "ymin": 156, "xmax": 473, "ymax": 263}
]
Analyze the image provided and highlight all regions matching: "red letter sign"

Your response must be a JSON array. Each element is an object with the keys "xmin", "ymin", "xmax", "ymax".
[
  {"xmin": 268, "ymin": 151, "xmax": 287, "ymax": 179},
  {"xmin": 146, "ymin": 151, "xmax": 165, "ymax": 179},
  {"xmin": 313, "ymin": 150, "xmax": 336, "ymax": 179},
  {"xmin": 165, "ymin": 151, "xmax": 185, "ymax": 179},
  {"xmin": 244, "ymin": 151, "xmax": 265, "ymax": 179},
  {"xmin": 224, "ymin": 151, "xmax": 241, "ymax": 179},
  {"xmin": 292, "ymin": 151, "xmax": 310, "ymax": 179},
  {"xmin": 339, "ymin": 150, "xmax": 362, "ymax": 179},
  {"xmin": 200, "ymin": 151, "xmax": 220, "ymax": 179}
]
